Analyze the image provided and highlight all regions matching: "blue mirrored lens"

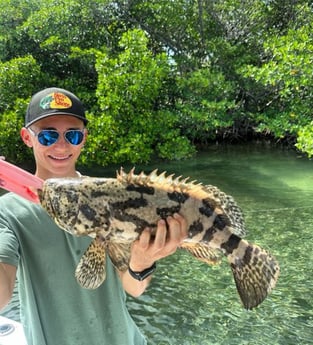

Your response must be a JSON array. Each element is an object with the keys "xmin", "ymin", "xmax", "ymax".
[
  {"xmin": 34, "ymin": 129, "xmax": 84, "ymax": 146},
  {"xmin": 37, "ymin": 130, "xmax": 59, "ymax": 146},
  {"xmin": 64, "ymin": 130, "xmax": 84, "ymax": 145}
]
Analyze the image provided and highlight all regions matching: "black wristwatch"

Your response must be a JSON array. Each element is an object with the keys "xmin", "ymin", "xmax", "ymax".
[{"xmin": 128, "ymin": 262, "xmax": 156, "ymax": 281}]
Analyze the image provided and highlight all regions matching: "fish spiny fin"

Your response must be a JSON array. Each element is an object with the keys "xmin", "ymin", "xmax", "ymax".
[
  {"xmin": 117, "ymin": 167, "xmax": 202, "ymax": 193},
  {"xmin": 228, "ymin": 240, "xmax": 280, "ymax": 309},
  {"xmin": 107, "ymin": 242, "xmax": 132, "ymax": 272},
  {"xmin": 180, "ymin": 242, "xmax": 223, "ymax": 265},
  {"xmin": 75, "ymin": 236, "xmax": 107, "ymax": 289}
]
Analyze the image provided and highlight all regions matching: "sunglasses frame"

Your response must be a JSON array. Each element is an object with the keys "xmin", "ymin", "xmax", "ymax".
[{"xmin": 27, "ymin": 127, "xmax": 86, "ymax": 146}]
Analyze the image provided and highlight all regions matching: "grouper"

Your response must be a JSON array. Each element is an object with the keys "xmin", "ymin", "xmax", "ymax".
[{"xmin": 0, "ymin": 160, "xmax": 279, "ymax": 309}]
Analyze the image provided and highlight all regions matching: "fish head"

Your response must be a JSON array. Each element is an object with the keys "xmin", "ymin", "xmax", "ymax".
[{"xmin": 38, "ymin": 177, "xmax": 111, "ymax": 237}]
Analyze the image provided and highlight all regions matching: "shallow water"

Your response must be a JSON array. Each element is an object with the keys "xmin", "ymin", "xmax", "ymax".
[{"xmin": 2, "ymin": 144, "xmax": 313, "ymax": 344}]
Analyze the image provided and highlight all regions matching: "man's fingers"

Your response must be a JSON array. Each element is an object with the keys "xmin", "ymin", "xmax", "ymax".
[
  {"xmin": 166, "ymin": 216, "xmax": 182, "ymax": 243},
  {"xmin": 137, "ymin": 214, "xmax": 187, "ymax": 255},
  {"xmin": 168, "ymin": 213, "xmax": 188, "ymax": 242},
  {"xmin": 138, "ymin": 228, "xmax": 152, "ymax": 249},
  {"xmin": 153, "ymin": 219, "xmax": 167, "ymax": 249}
]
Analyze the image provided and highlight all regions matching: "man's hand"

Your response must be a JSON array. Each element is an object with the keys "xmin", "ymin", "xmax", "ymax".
[
  {"xmin": 119, "ymin": 213, "xmax": 187, "ymax": 297},
  {"xmin": 129, "ymin": 213, "xmax": 187, "ymax": 272}
]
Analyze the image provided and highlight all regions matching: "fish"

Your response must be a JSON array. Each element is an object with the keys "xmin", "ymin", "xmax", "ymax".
[{"xmin": 37, "ymin": 168, "xmax": 280, "ymax": 310}]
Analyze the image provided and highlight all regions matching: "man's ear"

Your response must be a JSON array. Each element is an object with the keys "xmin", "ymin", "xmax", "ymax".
[{"xmin": 20, "ymin": 127, "xmax": 33, "ymax": 148}]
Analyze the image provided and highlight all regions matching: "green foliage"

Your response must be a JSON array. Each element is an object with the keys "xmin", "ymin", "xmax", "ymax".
[
  {"xmin": 0, "ymin": 55, "xmax": 41, "ymax": 112},
  {"xmin": 0, "ymin": 0, "xmax": 313, "ymax": 163},
  {"xmin": 0, "ymin": 98, "xmax": 32, "ymax": 161},
  {"xmin": 85, "ymin": 29, "xmax": 194, "ymax": 165},
  {"xmin": 0, "ymin": 0, "xmax": 40, "ymax": 61},
  {"xmin": 296, "ymin": 124, "xmax": 313, "ymax": 158},
  {"xmin": 239, "ymin": 11, "xmax": 313, "ymax": 150},
  {"xmin": 154, "ymin": 110, "xmax": 195, "ymax": 160},
  {"xmin": 176, "ymin": 67, "xmax": 237, "ymax": 144},
  {"xmin": 20, "ymin": 0, "xmax": 108, "ymax": 49}
]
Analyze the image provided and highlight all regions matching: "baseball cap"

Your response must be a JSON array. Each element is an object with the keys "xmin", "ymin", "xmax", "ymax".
[{"xmin": 25, "ymin": 87, "xmax": 88, "ymax": 127}]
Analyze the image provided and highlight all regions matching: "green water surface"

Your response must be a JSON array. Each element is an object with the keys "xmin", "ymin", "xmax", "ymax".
[{"xmin": 126, "ymin": 144, "xmax": 313, "ymax": 345}]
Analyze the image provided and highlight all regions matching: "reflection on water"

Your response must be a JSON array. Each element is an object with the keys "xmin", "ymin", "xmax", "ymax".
[{"xmin": 2, "ymin": 144, "xmax": 313, "ymax": 344}]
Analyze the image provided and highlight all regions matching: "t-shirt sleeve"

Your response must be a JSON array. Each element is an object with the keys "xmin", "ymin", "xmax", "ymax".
[{"xmin": 0, "ymin": 217, "xmax": 20, "ymax": 267}]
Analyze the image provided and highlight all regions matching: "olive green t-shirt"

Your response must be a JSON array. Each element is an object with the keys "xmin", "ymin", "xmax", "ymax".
[{"xmin": 0, "ymin": 193, "xmax": 147, "ymax": 345}]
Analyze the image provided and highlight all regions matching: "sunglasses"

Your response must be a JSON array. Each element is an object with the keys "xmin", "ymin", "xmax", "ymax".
[{"xmin": 28, "ymin": 127, "xmax": 85, "ymax": 146}]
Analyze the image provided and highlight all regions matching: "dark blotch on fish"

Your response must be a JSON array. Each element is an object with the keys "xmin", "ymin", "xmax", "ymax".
[
  {"xmin": 111, "ymin": 198, "xmax": 148, "ymax": 210},
  {"xmin": 156, "ymin": 206, "xmax": 181, "ymax": 219},
  {"xmin": 221, "ymin": 234, "xmax": 241, "ymax": 254},
  {"xmin": 168, "ymin": 191, "xmax": 189, "ymax": 204},
  {"xmin": 213, "ymin": 214, "xmax": 230, "ymax": 230},
  {"xmin": 126, "ymin": 184, "xmax": 155, "ymax": 195}
]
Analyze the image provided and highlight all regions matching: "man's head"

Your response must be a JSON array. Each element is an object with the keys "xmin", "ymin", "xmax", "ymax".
[
  {"xmin": 25, "ymin": 87, "xmax": 88, "ymax": 128},
  {"xmin": 21, "ymin": 87, "xmax": 88, "ymax": 180}
]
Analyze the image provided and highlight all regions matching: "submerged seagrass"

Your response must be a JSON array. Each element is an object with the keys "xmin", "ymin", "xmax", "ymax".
[{"xmin": 38, "ymin": 168, "xmax": 279, "ymax": 309}]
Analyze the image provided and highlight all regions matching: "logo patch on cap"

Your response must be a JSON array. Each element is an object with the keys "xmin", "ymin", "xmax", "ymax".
[{"xmin": 40, "ymin": 92, "xmax": 72, "ymax": 110}]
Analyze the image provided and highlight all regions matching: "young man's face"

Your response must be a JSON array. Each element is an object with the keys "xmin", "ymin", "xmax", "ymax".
[{"xmin": 20, "ymin": 115, "xmax": 87, "ymax": 179}]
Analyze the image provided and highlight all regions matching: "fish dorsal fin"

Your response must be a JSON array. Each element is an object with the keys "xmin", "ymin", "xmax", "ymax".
[
  {"xmin": 107, "ymin": 241, "xmax": 132, "ymax": 272},
  {"xmin": 75, "ymin": 236, "xmax": 107, "ymax": 289},
  {"xmin": 180, "ymin": 242, "xmax": 223, "ymax": 265},
  {"xmin": 116, "ymin": 168, "xmax": 204, "ymax": 195}
]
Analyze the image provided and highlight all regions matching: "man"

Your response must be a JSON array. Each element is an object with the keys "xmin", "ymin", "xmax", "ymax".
[{"xmin": 0, "ymin": 87, "xmax": 187, "ymax": 345}]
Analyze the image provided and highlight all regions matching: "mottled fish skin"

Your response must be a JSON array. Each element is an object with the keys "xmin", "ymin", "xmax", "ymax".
[{"xmin": 38, "ymin": 168, "xmax": 280, "ymax": 309}]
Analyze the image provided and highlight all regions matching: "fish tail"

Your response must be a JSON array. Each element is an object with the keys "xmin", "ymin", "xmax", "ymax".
[
  {"xmin": 75, "ymin": 236, "xmax": 107, "ymax": 289},
  {"xmin": 226, "ymin": 236, "xmax": 280, "ymax": 309}
]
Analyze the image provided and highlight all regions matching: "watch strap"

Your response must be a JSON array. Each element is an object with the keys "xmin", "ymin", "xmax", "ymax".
[{"xmin": 128, "ymin": 262, "xmax": 156, "ymax": 281}]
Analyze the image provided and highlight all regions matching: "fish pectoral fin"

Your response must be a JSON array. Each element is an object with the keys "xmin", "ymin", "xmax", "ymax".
[
  {"xmin": 180, "ymin": 242, "xmax": 223, "ymax": 265},
  {"xmin": 107, "ymin": 242, "xmax": 132, "ymax": 272},
  {"xmin": 228, "ymin": 241, "xmax": 280, "ymax": 310},
  {"xmin": 75, "ymin": 237, "xmax": 107, "ymax": 289}
]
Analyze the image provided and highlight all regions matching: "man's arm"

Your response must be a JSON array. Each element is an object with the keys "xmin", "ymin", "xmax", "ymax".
[
  {"xmin": 119, "ymin": 213, "xmax": 187, "ymax": 297},
  {"xmin": 0, "ymin": 263, "xmax": 17, "ymax": 310}
]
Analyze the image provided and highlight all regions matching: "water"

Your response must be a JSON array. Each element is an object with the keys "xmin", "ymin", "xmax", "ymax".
[{"xmin": 2, "ymin": 144, "xmax": 313, "ymax": 344}]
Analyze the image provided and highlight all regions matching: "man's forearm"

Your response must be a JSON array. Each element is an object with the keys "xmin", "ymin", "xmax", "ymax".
[{"xmin": 118, "ymin": 268, "xmax": 152, "ymax": 298}]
